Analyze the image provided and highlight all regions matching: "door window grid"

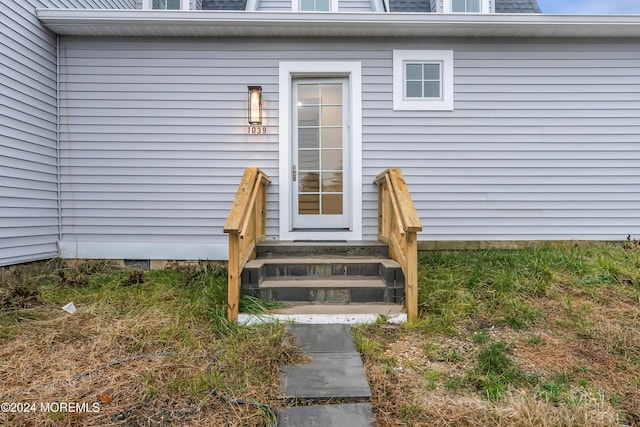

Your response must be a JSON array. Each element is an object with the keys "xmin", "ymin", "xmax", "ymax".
[{"xmin": 297, "ymin": 83, "xmax": 343, "ymax": 215}]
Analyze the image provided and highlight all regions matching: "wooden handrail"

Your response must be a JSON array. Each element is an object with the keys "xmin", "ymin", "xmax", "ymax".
[
  {"xmin": 224, "ymin": 168, "xmax": 271, "ymax": 321},
  {"xmin": 374, "ymin": 168, "xmax": 422, "ymax": 321}
]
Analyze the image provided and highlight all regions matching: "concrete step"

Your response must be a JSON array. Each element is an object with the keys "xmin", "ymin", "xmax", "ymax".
[
  {"xmin": 243, "ymin": 280, "xmax": 404, "ymax": 304},
  {"xmin": 242, "ymin": 258, "xmax": 404, "ymax": 286},
  {"xmin": 256, "ymin": 241, "xmax": 388, "ymax": 259}
]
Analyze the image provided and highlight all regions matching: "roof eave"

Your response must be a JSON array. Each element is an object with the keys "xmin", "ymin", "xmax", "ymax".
[{"xmin": 36, "ymin": 10, "xmax": 640, "ymax": 38}]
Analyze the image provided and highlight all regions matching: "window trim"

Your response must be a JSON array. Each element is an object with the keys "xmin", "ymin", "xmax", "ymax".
[
  {"xmin": 143, "ymin": 0, "xmax": 190, "ymax": 10},
  {"xmin": 443, "ymin": 0, "xmax": 491, "ymax": 13},
  {"xmin": 393, "ymin": 50, "xmax": 454, "ymax": 111}
]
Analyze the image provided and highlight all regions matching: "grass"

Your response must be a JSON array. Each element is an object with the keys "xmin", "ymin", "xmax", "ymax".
[
  {"xmin": 0, "ymin": 260, "xmax": 300, "ymax": 426},
  {"xmin": 2, "ymin": 241, "xmax": 639, "ymax": 426},
  {"xmin": 355, "ymin": 241, "xmax": 640, "ymax": 426}
]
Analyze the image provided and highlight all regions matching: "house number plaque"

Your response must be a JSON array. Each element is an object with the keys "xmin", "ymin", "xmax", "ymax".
[{"xmin": 248, "ymin": 126, "xmax": 267, "ymax": 135}]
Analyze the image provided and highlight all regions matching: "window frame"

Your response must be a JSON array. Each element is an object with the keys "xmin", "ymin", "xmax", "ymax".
[
  {"xmin": 393, "ymin": 50, "xmax": 454, "ymax": 111},
  {"xmin": 143, "ymin": 0, "xmax": 190, "ymax": 10},
  {"xmin": 443, "ymin": 0, "xmax": 490, "ymax": 13}
]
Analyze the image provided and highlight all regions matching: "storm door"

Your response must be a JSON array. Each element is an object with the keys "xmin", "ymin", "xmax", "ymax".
[{"xmin": 291, "ymin": 79, "xmax": 350, "ymax": 229}]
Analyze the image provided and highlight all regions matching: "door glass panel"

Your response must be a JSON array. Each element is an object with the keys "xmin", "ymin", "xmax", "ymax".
[
  {"xmin": 299, "ymin": 194, "xmax": 320, "ymax": 214},
  {"xmin": 298, "ymin": 128, "xmax": 319, "ymax": 149},
  {"xmin": 321, "ymin": 84, "xmax": 342, "ymax": 104},
  {"xmin": 299, "ymin": 150, "xmax": 319, "ymax": 169},
  {"xmin": 322, "ymin": 106, "xmax": 342, "ymax": 127},
  {"xmin": 321, "ymin": 149, "xmax": 342, "ymax": 171},
  {"xmin": 322, "ymin": 172, "xmax": 342, "ymax": 192},
  {"xmin": 298, "ymin": 84, "xmax": 320, "ymax": 104},
  {"xmin": 295, "ymin": 81, "xmax": 344, "ymax": 222},
  {"xmin": 321, "ymin": 128, "xmax": 342, "ymax": 149},
  {"xmin": 298, "ymin": 106, "xmax": 319, "ymax": 126},
  {"xmin": 322, "ymin": 194, "xmax": 343, "ymax": 214},
  {"xmin": 298, "ymin": 172, "xmax": 319, "ymax": 192}
]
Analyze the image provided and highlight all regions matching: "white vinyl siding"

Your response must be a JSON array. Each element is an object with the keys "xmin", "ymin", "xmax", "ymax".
[
  {"xmin": 1, "ymin": 0, "xmax": 136, "ymax": 267},
  {"xmin": 56, "ymin": 37, "xmax": 640, "ymax": 260}
]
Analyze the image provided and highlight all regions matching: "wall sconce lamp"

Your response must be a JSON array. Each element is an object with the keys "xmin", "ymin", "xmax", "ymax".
[{"xmin": 248, "ymin": 86, "xmax": 263, "ymax": 125}]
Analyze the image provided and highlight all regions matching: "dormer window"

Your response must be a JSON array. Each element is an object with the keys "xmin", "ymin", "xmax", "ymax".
[
  {"xmin": 300, "ymin": 0, "xmax": 330, "ymax": 11},
  {"xmin": 293, "ymin": 0, "xmax": 338, "ymax": 11},
  {"xmin": 452, "ymin": 0, "xmax": 479, "ymax": 12},
  {"xmin": 443, "ymin": 0, "xmax": 491, "ymax": 13},
  {"xmin": 143, "ymin": 0, "xmax": 189, "ymax": 9}
]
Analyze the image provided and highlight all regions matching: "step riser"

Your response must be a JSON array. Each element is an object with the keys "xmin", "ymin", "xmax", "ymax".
[
  {"xmin": 243, "ymin": 287, "xmax": 405, "ymax": 304},
  {"xmin": 242, "ymin": 264, "xmax": 404, "ymax": 287},
  {"xmin": 256, "ymin": 244, "xmax": 389, "ymax": 259}
]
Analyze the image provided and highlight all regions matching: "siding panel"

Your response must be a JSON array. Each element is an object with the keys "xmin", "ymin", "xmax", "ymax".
[
  {"xmin": 0, "ymin": 0, "xmax": 136, "ymax": 267},
  {"xmin": 2, "ymin": 0, "xmax": 59, "ymax": 266},
  {"xmin": 57, "ymin": 38, "xmax": 640, "ymax": 259}
]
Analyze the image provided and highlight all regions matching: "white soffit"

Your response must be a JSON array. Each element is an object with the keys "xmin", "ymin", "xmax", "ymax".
[{"xmin": 37, "ymin": 10, "xmax": 640, "ymax": 38}]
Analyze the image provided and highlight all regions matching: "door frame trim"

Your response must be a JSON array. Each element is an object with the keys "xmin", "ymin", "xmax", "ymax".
[{"xmin": 278, "ymin": 61, "xmax": 362, "ymax": 241}]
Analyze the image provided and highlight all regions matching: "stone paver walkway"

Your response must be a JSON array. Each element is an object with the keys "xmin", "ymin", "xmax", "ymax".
[{"xmin": 278, "ymin": 324, "xmax": 374, "ymax": 426}]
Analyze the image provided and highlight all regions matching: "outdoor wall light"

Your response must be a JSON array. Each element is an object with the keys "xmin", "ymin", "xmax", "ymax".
[{"xmin": 248, "ymin": 86, "xmax": 263, "ymax": 125}]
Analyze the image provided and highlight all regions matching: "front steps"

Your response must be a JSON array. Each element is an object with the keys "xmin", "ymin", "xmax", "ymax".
[{"xmin": 241, "ymin": 241, "xmax": 405, "ymax": 305}]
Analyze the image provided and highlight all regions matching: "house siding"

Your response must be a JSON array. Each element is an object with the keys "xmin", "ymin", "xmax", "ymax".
[
  {"xmin": 0, "ymin": 0, "xmax": 135, "ymax": 267},
  {"xmin": 56, "ymin": 37, "xmax": 640, "ymax": 260},
  {"xmin": 340, "ymin": 0, "xmax": 374, "ymax": 11}
]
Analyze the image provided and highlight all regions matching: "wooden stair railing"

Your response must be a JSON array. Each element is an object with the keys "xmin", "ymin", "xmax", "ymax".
[
  {"xmin": 374, "ymin": 168, "xmax": 423, "ymax": 321},
  {"xmin": 224, "ymin": 168, "xmax": 271, "ymax": 321}
]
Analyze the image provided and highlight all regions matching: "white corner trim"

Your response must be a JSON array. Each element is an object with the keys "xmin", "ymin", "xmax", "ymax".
[
  {"xmin": 245, "ymin": 0, "xmax": 258, "ymax": 11},
  {"xmin": 278, "ymin": 61, "xmax": 363, "ymax": 241},
  {"xmin": 442, "ymin": 0, "xmax": 490, "ymax": 13},
  {"xmin": 371, "ymin": 0, "xmax": 386, "ymax": 12},
  {"xmin": 393, "ymin": 50, "xmax": 454, "ymax": 111},
  {"xmin": 58, "ymin": 241, "xmax": 228, "ymax": 260},
  {"xmin": 142, "ymin": 0, "xmax": 190, "ymax": 10}
]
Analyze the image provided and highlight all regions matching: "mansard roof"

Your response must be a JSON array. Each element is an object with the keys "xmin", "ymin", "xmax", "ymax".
[{"xmin": 495, "ymin": 0, "xmax": 541, "ymax": 13}]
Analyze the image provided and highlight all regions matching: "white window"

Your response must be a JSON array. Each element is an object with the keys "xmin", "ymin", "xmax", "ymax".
[
  {"xmin": 300, "ymin": 0, "xmax": 330, "ymax": 10},
  {"xmin": 143, "ymin": 0, "xmax": 189, "ymax": 9},
  {"xmin": 443, "ymin": 0, "xmax": 490, "ymax": 13},
  {"xmin": 393, "ymin": 50, "xmax": 454, "ymax": 111},
  {"xmin": 293, "ymin": 0, "xmax": 338, "ymax": 11}
]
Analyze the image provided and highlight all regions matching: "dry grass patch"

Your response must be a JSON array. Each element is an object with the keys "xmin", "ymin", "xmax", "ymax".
[{"xmin": 0, "ymin": 261, "xmax": 300, "ymax": 426}]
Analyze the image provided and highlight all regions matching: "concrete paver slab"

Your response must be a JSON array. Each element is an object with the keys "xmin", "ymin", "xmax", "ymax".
[
  {"xmin": 281, "ymin": 353, "xmax": 371, "ymax": 399},
  {"xmin": 286, "ymin": 324, "xmax": 358, "ymax": 353},
  {"xmin": 278, "ymin": 403, "xmax": 374, "ymax": 427}
]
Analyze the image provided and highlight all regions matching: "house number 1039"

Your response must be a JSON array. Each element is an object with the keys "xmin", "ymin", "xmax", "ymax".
[{"xmin": 248, "ymin": 126, "xmax": 267, "ymax": 135}]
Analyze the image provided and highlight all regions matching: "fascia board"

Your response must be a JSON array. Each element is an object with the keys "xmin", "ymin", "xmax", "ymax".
[{"xmin": 36, "ymin": 10, "xmax": 640, "ymax": 38}]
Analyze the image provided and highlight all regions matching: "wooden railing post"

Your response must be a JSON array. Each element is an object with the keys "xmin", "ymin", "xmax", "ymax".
[
  {"xmin": 227, "ymin": 231, "xmax": 240, "ymax": 321},
  {"xmin": 224, "ymin": 168, "xmax": 271, "ymax": 322},
  {"xmin": 374, "ymin": 168, "xmax": 422, "ymax": 322}
]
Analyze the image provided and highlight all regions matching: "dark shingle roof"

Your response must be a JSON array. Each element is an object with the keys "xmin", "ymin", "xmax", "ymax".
[
  {"xmin": 202, "ymin": 0, "xmax": 541, "ymax": 12},
  {"xmin": 495, "ymin": 0, "xmax": 541, "ymax": 13},
  {"xmin": 201, "ymin": 0, "xmax": 246, "ymax": 9},
  {"xmin": 389, "ymin": 0, "xmax": 432, "ymax": 12}
]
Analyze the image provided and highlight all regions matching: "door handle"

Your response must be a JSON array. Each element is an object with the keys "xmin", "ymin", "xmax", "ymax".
[{"xmin": 292, "ymin": 165, "xmax": 297, "ymax": 182}]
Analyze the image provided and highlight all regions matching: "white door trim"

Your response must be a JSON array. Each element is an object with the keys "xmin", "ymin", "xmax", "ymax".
[{"xmin": 279, "ymin": 61, "xmax": 362, "ymax": 241}]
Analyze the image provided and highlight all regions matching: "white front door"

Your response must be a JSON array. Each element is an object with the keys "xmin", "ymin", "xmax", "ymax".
[{"xmin": 291, "ymin": 79, "xmax": 350, "ymax": 230}]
